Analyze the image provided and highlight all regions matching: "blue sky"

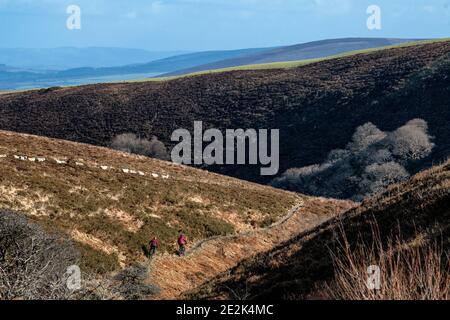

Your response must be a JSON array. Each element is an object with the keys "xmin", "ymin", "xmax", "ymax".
[{"xmin": 0, "ymin": 0, "xmax": 449, "ymax": 51}]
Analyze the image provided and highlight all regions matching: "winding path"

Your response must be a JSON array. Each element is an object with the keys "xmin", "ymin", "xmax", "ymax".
[{"xmin": 146, "ymin": 197, "xmax": 354, "ymax": 299}]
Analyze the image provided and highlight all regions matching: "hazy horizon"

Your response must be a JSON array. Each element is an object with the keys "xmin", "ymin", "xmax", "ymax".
[
  {"xmin": 0, "ymin": 36, "xmax": 433, "ymax": 52},
  {"xmin": 0, "ymin": 0, "xmax": 449, "ymax": 51}
]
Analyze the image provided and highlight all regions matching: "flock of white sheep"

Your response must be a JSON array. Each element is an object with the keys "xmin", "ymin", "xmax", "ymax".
[{"xmin": 0, "ymin": 154, "xmax": 171, "ymax": 180}]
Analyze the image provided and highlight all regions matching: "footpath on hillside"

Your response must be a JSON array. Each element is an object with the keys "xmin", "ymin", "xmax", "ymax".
[{"xmin": 146, "ymin": 197, "xmax": 354, "ymax": 299}]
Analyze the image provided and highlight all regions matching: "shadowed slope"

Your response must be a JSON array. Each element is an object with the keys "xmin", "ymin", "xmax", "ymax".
[{"xmin": 187, "ymin": 160, "xmax": 450, "ymax": 299}]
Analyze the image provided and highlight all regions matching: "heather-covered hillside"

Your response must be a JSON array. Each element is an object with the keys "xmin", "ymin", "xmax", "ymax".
[{"xmin": 0, "ymin": 41, "xmax": 449, "ymax": 186}]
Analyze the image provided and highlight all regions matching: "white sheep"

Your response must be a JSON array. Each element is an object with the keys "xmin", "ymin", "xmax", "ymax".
[
  {"xmin": 162, "ymin": 174, "xmax": 170, "ymax": 179},
  {"xmin": 0, "ymin": 154, "xmax": 7, "ymax": 158},
  {"xmin": 28, "ymin": 157, "xmax": 36, "ymax": 162},
  {"xmin": 75, "ymin": 162, "xmax": 84, "ymax": 166},
  {"xmin": 37, "ymin": 157, "xmax": 46, "ymax": 162},
  {"xmin": 138, "ymin": 171, "xmax": 145, "ymax": 176},
  {"xmin": 55, "ymin": 159, "xmax": 67, "ymax": 165},
  {"xmin": 13, "ymin": 155, "xmax": 20, "ymax": 159},
  {"xmin": 19, "ymin": 156, "xmax": 27, "ymax": 161},
  {"xmin": 100, "ymin": 166, "xmax": 109, "ymax": 170},
  {"xmin": 122, "ymin": 168, "xmax": 130, "ymax": 174},
  {"xmin": 129, "ymin": 170, "xmax": 137, "ymax": 174},
  {"xmin": 151, "ymin": 173, "xmax": 159, "ymax": 178}
]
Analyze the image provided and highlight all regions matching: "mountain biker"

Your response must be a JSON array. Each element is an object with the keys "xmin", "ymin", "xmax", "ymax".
[
  {"xmin": 149, "ymin": 237, "xmax": 159, "ymax": 257},
  {"xmin": 177, "ymin": 230, "xmax": 187, "ymax": 256}
]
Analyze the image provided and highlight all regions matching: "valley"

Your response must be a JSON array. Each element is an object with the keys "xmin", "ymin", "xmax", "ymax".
[
  {"xmin": 1, "ymin": 38, "xmax": 449, "ymax": 301},
  {"xmin": 1, "ymin": 40, "xmax": 449, "ymax": 186}
]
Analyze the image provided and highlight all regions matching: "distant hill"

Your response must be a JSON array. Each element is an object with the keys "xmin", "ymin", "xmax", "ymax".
[
  {"xmin": 1, "ymin": 40, "xmax": 448, "ymax": 186},
  {"xmin": 187, "ymin": 159, "xmax": 450, "ymax": 299},
  {"xmin": 0, "ymin": 47, "xmax": 271, "ymax": 89},
  {"xmin": 46, "ymin": 47, "xmax": 273, "ymax": 79},
  {"xmin": 121, "ymin": 47, "xmax": 273, "ymax": 74},
  {"xmin": 0, "ymin": 47, "xmax": 184, "ymax": 70},
  {"xmin": 0, "ymin": 38, "xmax": 424, "ymax": 90},
  {"xmin": 163, "ymin": 38, "xmax": 421, "ymax": 76}
]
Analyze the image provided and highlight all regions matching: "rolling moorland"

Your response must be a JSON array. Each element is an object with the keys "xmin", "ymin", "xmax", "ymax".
[
  {"xmin": 0, "ymin": 39, "xmax": 449, "ymax": 300},
  {"xmin": 0, "ymin": 130, "xmax": 359, "ymax": 300},
  {"xmin": 0, "ymin": 130, "xmax": 299, "ymax": 274},
  {"xmin": 1, "ymin": 128, "xmax": 447, "ymax": 300},
  {"xmin": 0, "ymin": 40, "xmax": 449, "ymax": 186}
]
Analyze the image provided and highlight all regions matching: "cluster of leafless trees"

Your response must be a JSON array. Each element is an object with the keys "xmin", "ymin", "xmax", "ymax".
[
  {"xmin": 110, "ymin": 133, "xmax": 169, "ymax": 160},
  {"xmin": 76, "ymin": 263, "xmax": 160, "ymax": 300},
  {"xmin": 0, "ymin": 210, "xmax": 160, "ymax": 300},
  {"xmin": 272, "ymin": 119, "xmax": 435, "ymax": 201},
  {"xmin": 0, "ymin": 210, "xmax": 79, "ymax": 300}
]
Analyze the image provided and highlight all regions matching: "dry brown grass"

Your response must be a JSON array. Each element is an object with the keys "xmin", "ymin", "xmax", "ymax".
[
  {"xmin": 317, "ymin": 223, "xmax": 450, "ymax": 300},
  {"xmin": 151, "ymin": 197, "xmax": 354, "ymax": 299},
  {"xmin": 0, "ymin": 130, "xmax": 299, "ymax": 272}
]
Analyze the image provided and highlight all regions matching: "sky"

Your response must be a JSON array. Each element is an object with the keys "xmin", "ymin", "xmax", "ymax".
[{"xmin": 0, "ymin": 0, "xmax": 449, "ymax": 51}]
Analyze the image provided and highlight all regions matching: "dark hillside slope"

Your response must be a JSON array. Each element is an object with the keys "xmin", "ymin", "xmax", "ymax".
[
  {"xmin": 0, "ymin": 41, "xmax": 449, "ymax": 184},
  {"xmin": 187, "ymin": 160, "xmax": 450, "ymax": 300}
]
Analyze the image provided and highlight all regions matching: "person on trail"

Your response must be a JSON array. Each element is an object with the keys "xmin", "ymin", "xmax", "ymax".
[
  {"xmin": 149, "ymin": 237, "xmax": 159, "ymax": 257},
  {"xmin": 177, "ymin": 230, "xmax": 187, "ymax": 256}
]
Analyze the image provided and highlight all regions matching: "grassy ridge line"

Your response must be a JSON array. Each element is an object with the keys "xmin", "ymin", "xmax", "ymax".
[
  {"xmin": 1, "ymin": 38, "xmax": 448, "ymax": 96},
  {"xmin": 130, "ymin": 38, "xmax": 450, "ymax": 82}
]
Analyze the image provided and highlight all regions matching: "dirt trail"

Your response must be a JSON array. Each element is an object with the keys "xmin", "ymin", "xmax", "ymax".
[{"xmin": 147, "ymin": 197, "xmax": 355, "ymax": 299}]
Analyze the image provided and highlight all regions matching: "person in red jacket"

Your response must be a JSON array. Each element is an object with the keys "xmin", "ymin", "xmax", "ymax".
[
  {"xmin": 149, "ymin": 237, "xmax": 159, "ymax": 257},
  {"xmin": 177, "ymin": 230, "xmax": 187, "ymax": 256}
]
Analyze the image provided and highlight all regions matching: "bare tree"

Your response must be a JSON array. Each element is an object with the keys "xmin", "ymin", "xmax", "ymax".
[
  {"xmin": 347, "ymin": 122, "xmax": 386, "ymax": 153},
  {"xmin": 386, "ymin": 119, "xmax": 435, "ymax": 161},
  {"xmin": 110, "ymin": 133, "xmax": 169, "ymax": 160}
]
